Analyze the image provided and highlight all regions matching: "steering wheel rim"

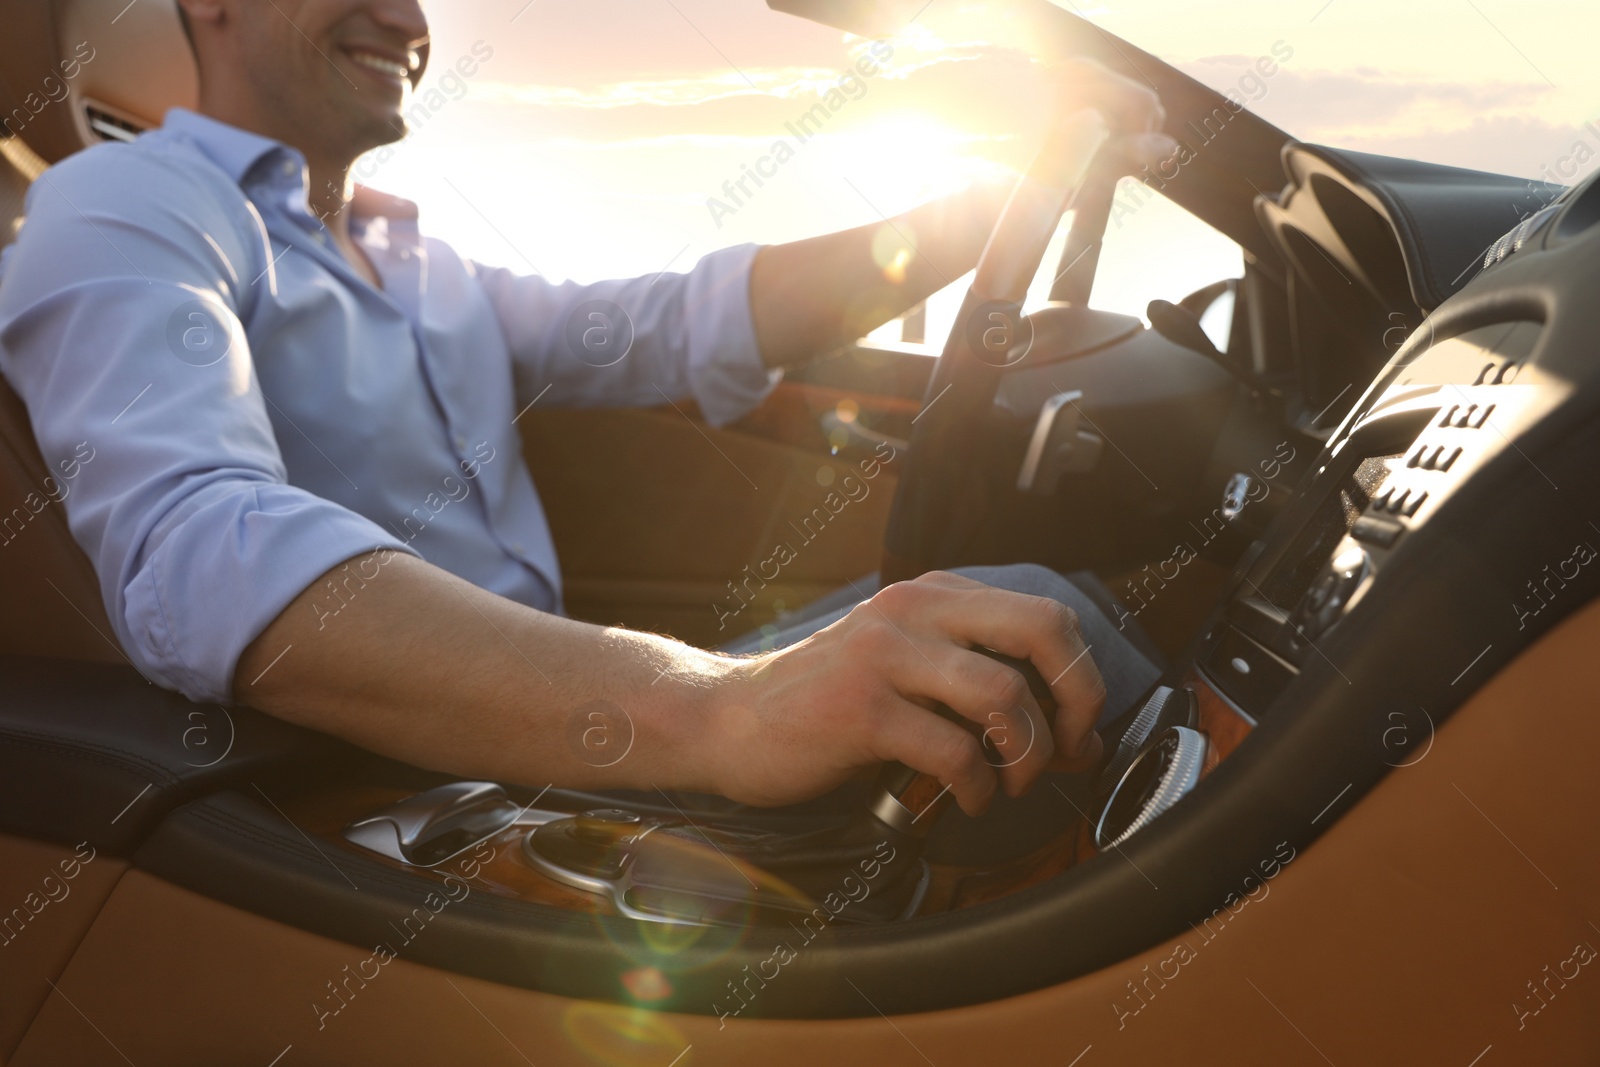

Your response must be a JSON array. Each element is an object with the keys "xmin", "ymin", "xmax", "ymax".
[{"xmin": 881, "ymin": 145, "xmax": 1127, "ymax": 582}]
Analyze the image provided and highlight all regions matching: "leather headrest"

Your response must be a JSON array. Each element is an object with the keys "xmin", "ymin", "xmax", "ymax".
[
  {"xmin": 60, "ymin": 0, "xmax": 200, "ymax": 131},
  {"xmin": 0, "ymin": 0, "xmax": 197, "ymax": 163}
]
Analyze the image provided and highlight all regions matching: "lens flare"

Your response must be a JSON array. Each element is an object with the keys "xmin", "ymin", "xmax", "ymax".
[
  {"xmin": 871, "ymin": 224, "xmax": 917, "ymax": 286},
  {"xmin": 620, "ymin": 966, "xmax": 673, "ymax": 1003},
  {"xmin": 564, "ymin": 1003, "xmax": 687, "ymax": 1067}
]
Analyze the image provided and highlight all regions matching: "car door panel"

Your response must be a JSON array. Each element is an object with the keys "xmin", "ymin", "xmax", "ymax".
[
  {"xmin": 14, "ymin": 600, "xmax": 1600, "ymax": 1062},
  {"xmin": 517, "ymin": 386, "xmax": 907, "ymax": 648}
]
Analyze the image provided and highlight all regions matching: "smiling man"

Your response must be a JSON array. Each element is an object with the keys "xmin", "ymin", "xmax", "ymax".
[{"xmin": 0, "ymin": 0, "xmax": 1173, "ymax": 824}]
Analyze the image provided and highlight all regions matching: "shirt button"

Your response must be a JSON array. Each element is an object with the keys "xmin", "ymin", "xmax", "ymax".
[
  {"xmin": 280, "ymin": 159, "xmax": 296, "ymax": 176},
  {"xmin": 454, "ymin": 435, "xmax": 467, "ymax": 450},
  {"xmin": 512, "ymin": 542, "xmax": 525, "ymax": 553}
]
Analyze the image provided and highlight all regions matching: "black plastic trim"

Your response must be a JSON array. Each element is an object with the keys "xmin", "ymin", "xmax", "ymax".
[{"xmin": 0, "ymin": 656, "xmax": 342, "ymax": 855}]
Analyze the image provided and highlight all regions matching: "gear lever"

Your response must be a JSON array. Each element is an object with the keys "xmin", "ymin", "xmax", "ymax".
[{"xmin": 844, "ymin": 649, "xmax": 1058, "ymax": 850}]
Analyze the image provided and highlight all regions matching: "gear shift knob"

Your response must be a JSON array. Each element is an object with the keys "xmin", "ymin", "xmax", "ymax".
[{"xmin": 859, "ymin": 649, "xmax": 1057, "ymax": 840}]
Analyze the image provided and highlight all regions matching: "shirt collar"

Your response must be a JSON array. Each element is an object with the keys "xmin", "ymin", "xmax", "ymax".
[
  {"xmin": 161, "ymin": 107, "xmax": 301, "ymax": 186},
  {"xmin": 160, "ymin": 107, "xmax": 421, "ymax": 227}
]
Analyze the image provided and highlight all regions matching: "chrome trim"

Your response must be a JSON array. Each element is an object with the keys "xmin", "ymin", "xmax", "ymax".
[
  {"xmin": 1095, "ymin": 726, "xmax": 1208, "ymax": 850},
  {"xmin": 520, "ymin": 824, "xmax": 713, "ymax": 927},
  {"xmin": 1096, "ymin": 685, "xmax": 1172, "ymax": 794},
  {"xmin": 343, "ymin": 781, "xmax": 527, "ymax": 867},
  {"xmin": 867, "ymin": 789, "xmax": 921, "ymax": 837},
  {"xmin": 894, "ymin": 861, "xmax": 933, "ymax": 921}
]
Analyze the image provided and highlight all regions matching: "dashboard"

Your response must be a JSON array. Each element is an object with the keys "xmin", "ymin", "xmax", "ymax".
[
  {"xmin": 1199, "ymin": 145, "xmax": 1580, "ymax": 722},
  {"xmin": 1253, "ymin": 144, "xmax": 1564, "ymax": 434}
]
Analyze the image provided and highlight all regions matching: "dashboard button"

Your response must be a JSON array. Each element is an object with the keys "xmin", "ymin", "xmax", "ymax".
[
  {"xmin": 1437, "ymin": 446, "xmax": 1462, "ymax": 471},
  {"xmin": 1468, "ymin": 403, "xmax": 1495, "ymax": 428},
  {"xmin": 1401, "ymin": 490, "xmax": 1428, "ymax": 516},
  {"xmin": 1204, "ymin": 626, "xmax": 1298, "ymax": 712},
  {"xmin": 1353, "ymin": 516, "xmax": 1403, "ymax": 546}
]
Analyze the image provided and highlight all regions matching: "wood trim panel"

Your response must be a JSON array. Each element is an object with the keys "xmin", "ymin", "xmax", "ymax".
[
  {"xmin": 1190, "ymin": 669, "xmax": 1255, "ymax": 771},
  {"xmin": 277, "ymin": 673, "xmax": 1260, "ymax": 927}
]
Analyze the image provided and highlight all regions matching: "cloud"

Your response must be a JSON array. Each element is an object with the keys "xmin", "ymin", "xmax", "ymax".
[
  {"xmin": 470, "ymin": 51, "xmax": 985, "ymax": 112},
  {"xmin": 1174, "ymin": 57, "xmax": 1579, "ymax": 178},
  {"xmin": 447, "ymin": 43, "xmax": 1049, "ymax": 177},
  {"xmin": 1180, "ymin": 58, "xmax": 1550, "ymax": 134},
  {"xmin": 472, "ymin": 69, "xmax": 842, "ymax": 110}
]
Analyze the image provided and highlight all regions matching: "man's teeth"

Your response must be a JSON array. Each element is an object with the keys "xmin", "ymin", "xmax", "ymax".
[{"xmin": 349, "ymin": 53, "xmax": 409, "ymax": 79}]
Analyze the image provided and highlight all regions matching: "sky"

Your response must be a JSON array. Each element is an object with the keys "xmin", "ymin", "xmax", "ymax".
[{"xmin": 370, "ymin": 0, "xmax": 1600, "ymax": 341}]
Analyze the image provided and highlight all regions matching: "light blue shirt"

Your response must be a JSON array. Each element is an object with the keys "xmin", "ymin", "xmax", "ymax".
[{"xmin": 0, "ymin": 108, "xmax": 776, "ymax": 703}]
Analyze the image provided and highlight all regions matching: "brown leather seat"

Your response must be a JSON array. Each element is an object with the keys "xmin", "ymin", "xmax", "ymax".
[{"xmin": 0, "ymin": 0, "xmax": 196, "ymax": 663}]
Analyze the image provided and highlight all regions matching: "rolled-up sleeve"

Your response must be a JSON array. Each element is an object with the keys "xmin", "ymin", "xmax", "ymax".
[
  {"xmin": 0, "ymin": 148, "xmax": 416, "ymax": 702},
  {"xmin": 472, "ymin": 242, "xmax": 780, "ymax": 427}
]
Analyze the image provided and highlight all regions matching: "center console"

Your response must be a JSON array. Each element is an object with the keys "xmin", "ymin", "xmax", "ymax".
[{"xmin": 1200, "ymin": 319, "xmax": 1555, "ymax": 720}]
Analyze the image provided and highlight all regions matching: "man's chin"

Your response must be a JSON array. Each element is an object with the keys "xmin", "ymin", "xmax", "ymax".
[{"xmin": 347, "ymin": 109, "xmax": 410, "ymax": 155}]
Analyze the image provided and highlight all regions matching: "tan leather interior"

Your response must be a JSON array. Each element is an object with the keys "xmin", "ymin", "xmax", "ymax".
[
  {"xmin": 13, "ymin": 594, "xmax": 1600, "ymax": 1064},
  {"xmin": 55, "ymin": 0, "xmax": 198, "ymax": 141},
  {"xmin": 4, "ymin": 3, "xmax": 1597, "ymax": 1061},
  {"xmin": 521, "ymin": 406, "xmax": 892, "ymax": 647},
  {"xmin": 0, "ymin": 121, "xmax": 124, "ymax": 663},
  {"xmin": 0, "ymin": 0, "xmax": 192, "ymax": 163},
  {"xmin": 0, "ymin": 0, "xmax": 194, "ymax": 666},
  {"xmin": 0, "ymin": 836, "xmax": 125, "ymax": 1063}
]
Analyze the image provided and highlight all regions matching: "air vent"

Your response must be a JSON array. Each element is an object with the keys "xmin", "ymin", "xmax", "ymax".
[
  {"xmin": 83, "ymin": 105, "xmax": 146, "ymax": 144},
  {"xmin": 1482, "ymin": 201, "xmax": 1562, "ymax": 270}
]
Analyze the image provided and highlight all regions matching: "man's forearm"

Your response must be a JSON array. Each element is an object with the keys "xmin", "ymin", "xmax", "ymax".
[
  {"xmin": 235, "ymin": 551, "xmax": 738, "ymax": 794},
  {"xmin": 748, "ymin": 180, "xmax": 1012, "ymax": 369}
]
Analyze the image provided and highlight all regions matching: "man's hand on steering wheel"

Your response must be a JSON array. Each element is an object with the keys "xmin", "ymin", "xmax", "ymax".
[{"xmin": 1040, "ymin": 57, "xmax": 1177, "ymax": 182}]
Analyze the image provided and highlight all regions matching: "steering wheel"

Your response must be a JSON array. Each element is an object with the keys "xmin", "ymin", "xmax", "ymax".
[{"xmin": 882, "ymin": 114, "xmax": 1127, "ymax": 583}]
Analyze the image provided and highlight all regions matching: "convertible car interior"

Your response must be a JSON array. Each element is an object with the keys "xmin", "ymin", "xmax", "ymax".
[{"xmin": 2, "ymin": 0, "xmax": 1598, "ymax": 1063}]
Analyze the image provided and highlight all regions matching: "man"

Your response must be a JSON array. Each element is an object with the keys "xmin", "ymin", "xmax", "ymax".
[{"xmin": 0, "ymin": 0, "xmax": 1174, "ymax": 824}]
